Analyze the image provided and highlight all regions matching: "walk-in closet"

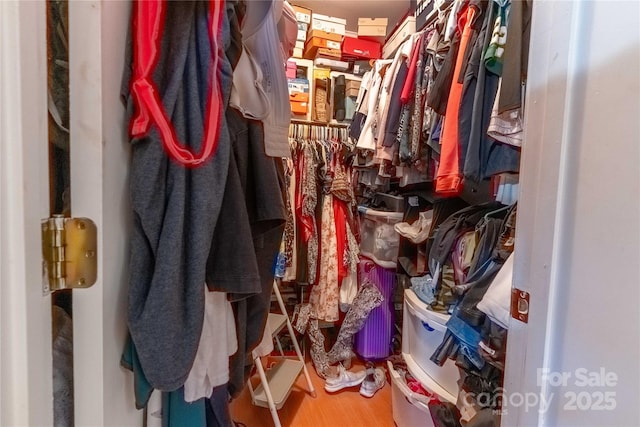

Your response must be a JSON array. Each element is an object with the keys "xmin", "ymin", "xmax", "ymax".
[{"xmin": 1, "ymin": 1, "xmax": 638, "ymax": 427}]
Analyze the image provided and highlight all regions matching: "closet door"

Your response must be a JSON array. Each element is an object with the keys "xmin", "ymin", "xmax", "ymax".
[
  {"xmin": 504, "ymin": 1, "xmax": 640, "ymax": 426},
  {"xmin": 1, "ymin": 1, "xmax": 141, "ymax": 425}
]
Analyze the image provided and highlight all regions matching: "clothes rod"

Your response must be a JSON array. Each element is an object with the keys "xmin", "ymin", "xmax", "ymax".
[{"xmin": 290, "ymin": 119, "xmax": 349, "ymax": 128}]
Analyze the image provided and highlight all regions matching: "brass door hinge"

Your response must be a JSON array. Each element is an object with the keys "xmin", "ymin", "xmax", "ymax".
[{"xmin": 41, "ymin": 215, "xmax": 97, "ymax": 294}]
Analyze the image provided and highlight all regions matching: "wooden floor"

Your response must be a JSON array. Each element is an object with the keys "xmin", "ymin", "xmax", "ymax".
[{"xmin": 230, "ymin": 358, "xmax": 394, "ymax": 427}]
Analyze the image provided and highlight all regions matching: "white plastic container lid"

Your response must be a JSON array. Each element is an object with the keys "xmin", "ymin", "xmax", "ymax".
[
  {"xmin": 358, "ymin": 206, "xmax": 404, "ymax": 220},
  {"xmin": 405, "ymin": 287, "xmax": 451, "ymax": 328}
]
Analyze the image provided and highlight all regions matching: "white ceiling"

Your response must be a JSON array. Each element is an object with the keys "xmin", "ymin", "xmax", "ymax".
[{"xmin": 290, "ymin": 0, "xmax": 412, "ymax": 34}]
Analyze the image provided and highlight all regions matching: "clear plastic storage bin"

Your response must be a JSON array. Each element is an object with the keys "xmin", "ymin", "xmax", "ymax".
[{"xmin": 358, "ymin": 207, "xmax": 403, "ymax": 269}]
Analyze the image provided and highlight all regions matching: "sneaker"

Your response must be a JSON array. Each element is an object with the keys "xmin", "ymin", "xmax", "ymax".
[
  {"xmin": 359, "ymin": 367, "xmax": 385, "ymax": 398},
  {"xmin": 324, "ymin": 365, "xmax": 366, "ymax": 393}
]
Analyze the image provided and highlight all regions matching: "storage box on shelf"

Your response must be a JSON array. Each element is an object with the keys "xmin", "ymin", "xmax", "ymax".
[
  {"xmin": 288, "ymin": 58, "xmax": 314, "ymax": 121},
  {"xmin": 402, "ymin": 287, "xmax": 460, "ymax": 399},
  {"xmin": 287, "ymin": 78, "xmax": 309, "ymax": 94},
  {"xmin": 383, "ymin": 15, "xmax": 416, "ymax": 59},
  {"xmin": 342, "ymin": 36, "xmax": 382, "ymax": 60},
  {"xmin": 310, "ymin": 13, "xmax": 346, "ymax": 36},
  {"xmin": 286, "ymin": 60, "xmax": 297, "ymax": 79},
  {"xmin": 346, "ymin": 80, "xmax": 360, "ymax": 98},
  {"xmin": 314, "ymin": 57, "xmax": 350, "ymax": 72},
  {"xmin": 352, "ymin": 60, "xmax": 373, "ymax": 76},
  {"xmin": 293, "ymin": 40, "xmax": 305, "ymax": 58},
  {"xmin": 292, "ymin": 5, "xmax": 311, "ymax": 24},
  {"xmin": 304, "ymin": 37, "xmax": 342, "ymax": 60},
  {"xmin": 290, "ymin": 92, "xmax": 309, "ymax": 116},
  {"xmin": 297, "ymin": 21, "xmax": 309, "ymax": 42},
  {"xmin": 358, "ymin": 207, "xmax": 404, "ymax": 269},
  {"xmin": 372, "ymin": 192, "xmax": 404, "ymax": 212},
  {"xmin": 357, "ymin": 17, "xmax": 388, "ymax": 41},
  {"xmin": 307, "ymin": 29, "xmax": 343, "ymax": 42}
]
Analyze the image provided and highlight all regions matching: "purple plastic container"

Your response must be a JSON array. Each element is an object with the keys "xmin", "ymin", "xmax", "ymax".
[{"xmin": 355, "ymin": 257, "xmax": 396, "ymax": 360}]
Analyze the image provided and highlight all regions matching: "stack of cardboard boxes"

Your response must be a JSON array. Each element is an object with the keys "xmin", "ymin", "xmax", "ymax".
[
  {"xmin": 289, "ymin": 6, "xmax": 312, "ymax": 117},
  {"xmin": 292, "ymin": 5, "xmax": 312, "ymax": 58},
  {"xmin": 288, "ymin": 4, "xmax": 418, "ymax": 123}
]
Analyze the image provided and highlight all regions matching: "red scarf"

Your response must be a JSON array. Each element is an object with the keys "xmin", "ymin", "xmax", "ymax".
[{"xmin": 129, "ymin": 0, "xmax": 224, "ymax": 167}]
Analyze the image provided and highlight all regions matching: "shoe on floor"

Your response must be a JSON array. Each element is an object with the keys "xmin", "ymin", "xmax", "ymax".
[
  {"xmin": 359, "ymin": 367, "xmax": 385, "ymax": 398},
  {"xmin": 324, "ymin": 365, "xmax": 366, "ymax": 393}
]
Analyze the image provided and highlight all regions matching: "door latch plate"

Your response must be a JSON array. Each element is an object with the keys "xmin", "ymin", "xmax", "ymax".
[{"xmin": 511, "ymin": 288, "xmax": 530, "ymax": 323}]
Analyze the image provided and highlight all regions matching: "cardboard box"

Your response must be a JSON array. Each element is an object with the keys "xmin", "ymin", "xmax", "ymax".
[
  {"xmin": 313, "ymin": 67, "xmax": 331, "ymax": 81},
  {"xmin": 297, "ymin": 22, "xmax": 308, "ymax": 41},
  {"xmin": 288, "ymin": 78, "xmax": 310, "ymax": 94},
  {"xmin": 352, "ymin": 60, "xmax": 373, "ymax": 76},
  {"xmin": 346, "ymin": 78, "xmax": 362, "ymax": 99},
  {"xmin": 383, "ymin": 15, "xmax": 416, "ymax": 58},
  {"xmin": 342, "ymin": 36, "xmax": 381, "ymax": 60},
  {"xmin": 306, "ymin": 36, "xmax": 342, "ymax": 51},
  {"xmin": 292, "ymin": 47, "xmax": 303, "ymax": 58},
  {"xmin": 304, "ymin": 36, "xmax": 342, "ymax": 60},
  {"xmin": 306, "ymin": 29, "xmax": 343, "ymax": 42},
  {"xmin": 346, "ymin": 86, "xmax": 360, "ymax": 98},
  {"xmin": 346, "ymin": 80, "xmax": 361, "ymax": 92},
  {"xmin": 290, "ymin": 92, "xmax": 309, "ymax": 115},
  {"xmin": 292, "ymin": 5, "xmax": 311, "ymax": 24},
  {"xmin": 295, "ymin": 40, "xmax": 304, "ymax": 49},
  {"xmin": 286, "ymin": 60, "xmax": 297, "ymax": 79},
  {"xmin": 358, "ymin": 17, "xmax": 388, "ymax": 40},
  {"xmin": 358, "ymin": 17, "xmax": 389, "ymax": 27},
  {"xmin": 310, "ymin": 13, "xmax": 346, "ymax": 36},
  {"xmin": 314, "ymin": 48, "xmax": 342, "ymax": 60},
  {"xmin": 314, "ymin": 57, "xmax": 350, "ymax": 72}
]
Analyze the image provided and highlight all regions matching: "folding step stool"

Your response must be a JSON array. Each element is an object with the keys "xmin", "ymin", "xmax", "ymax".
[{"xmin": 247, "ymin": 280, "xmax": 316, "ymax": 427}]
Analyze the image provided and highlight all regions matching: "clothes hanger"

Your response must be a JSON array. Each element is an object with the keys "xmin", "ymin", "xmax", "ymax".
[{"xmin": 483, "ymin": 203, "xmax": 514, "ymax": 220}]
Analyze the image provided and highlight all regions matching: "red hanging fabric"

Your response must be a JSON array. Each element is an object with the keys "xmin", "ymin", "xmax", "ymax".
[
  {"xmin": 435, "ymin": 5, "xmax": 477, "ymax": 195},
  {"xmin": 129, "ymin": 0, "xmax": 224, "ymax": 168}
]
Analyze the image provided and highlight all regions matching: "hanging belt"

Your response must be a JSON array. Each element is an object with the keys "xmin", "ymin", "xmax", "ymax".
[{"xmin": 129, "ymin": 0, "xmax": 224, "ymax": 168}]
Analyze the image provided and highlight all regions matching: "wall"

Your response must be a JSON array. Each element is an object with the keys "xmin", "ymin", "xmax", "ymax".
[{"xmin": 504, "ymin": 1, "xmax": 640, "ymax": 426}]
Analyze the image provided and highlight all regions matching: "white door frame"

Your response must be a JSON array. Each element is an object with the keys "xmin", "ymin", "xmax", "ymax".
[
  {"xmin": 1, "ymin": 1, "xmax": 140, "ymax": 425},
  {"xmin": 0, "ymin": 1, "xmax": 53, "ymax": 425},
  {"xmin": 68, "ymin": 1, "xmax": 140, "ymax": 425}
]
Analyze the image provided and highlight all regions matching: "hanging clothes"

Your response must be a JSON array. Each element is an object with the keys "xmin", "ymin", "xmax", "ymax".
[
  {"xmin": 241, "ymin": 0, "xmax": 293, "ymax": 157},
  {"xmin": 435, "ymin": 3, "xmax": 481, "ymax": 195},
  {"xmin": 460, "ymin": 0, "xmax": 521, "ymax": 182},
  {"xmin": 123, "ymin": 0, "xmax": 232, "ymax": 392},
  {"xmin": 310, "ymin": 191, "xmax": 340, "ymax": 322}
]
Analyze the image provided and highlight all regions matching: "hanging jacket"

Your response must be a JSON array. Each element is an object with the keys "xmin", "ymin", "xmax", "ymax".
[
  {"xmin": 123, "ymin": 0, "xmax": 232, "ymax": 392},
  {"xmin": 435, "ymin": 3, "xmax": 481, "ymax": 195}
]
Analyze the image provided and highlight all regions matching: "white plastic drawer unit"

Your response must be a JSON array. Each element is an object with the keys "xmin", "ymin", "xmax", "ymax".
[
  {"xmin": 402, "ymin": 288, "xmax": 460, "ymax": 398},
  {"xmin": 388, "ymin": 361, "xmax": 436, "ymax": 427}
]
